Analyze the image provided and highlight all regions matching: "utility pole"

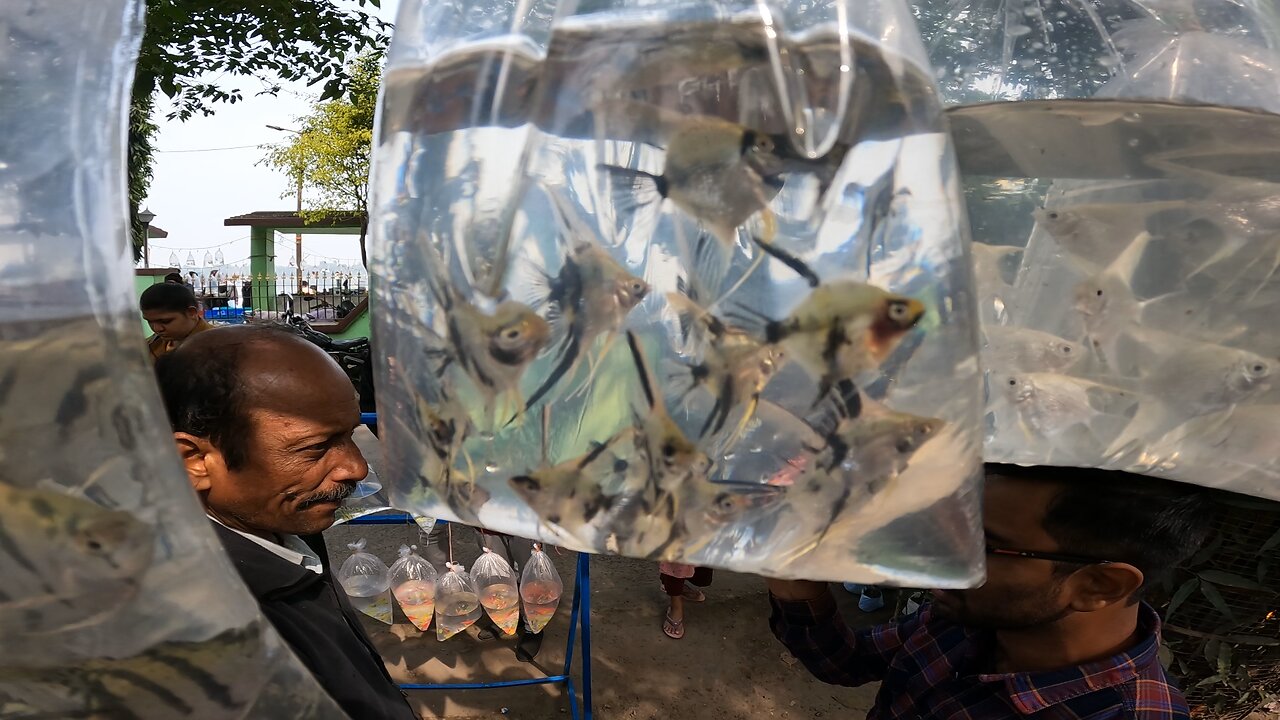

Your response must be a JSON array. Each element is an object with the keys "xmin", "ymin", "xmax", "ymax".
[{"xmin": 268, "ymin": 124, "xmax": 305, "ymax": 295}]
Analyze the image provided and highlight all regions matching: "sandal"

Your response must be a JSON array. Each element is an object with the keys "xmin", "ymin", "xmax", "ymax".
[{"xmin": 662, "ymin": 612, "xmax": 685, "ymax": 640}]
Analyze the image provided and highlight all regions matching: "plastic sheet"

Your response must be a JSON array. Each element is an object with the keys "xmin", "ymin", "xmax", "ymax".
[
  {"xmin": 370, "ymin": 0, "xmax": 984, "ymax": 586},
  {"xmin": 924, "ymin": 0, "xmax": 1280, "ymax": 499},
  {"xmin": 0, "ymin": 3, "xmax": 350, "ymax": 716}
]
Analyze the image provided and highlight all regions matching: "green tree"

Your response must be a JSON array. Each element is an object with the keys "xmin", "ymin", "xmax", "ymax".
[
  {"xmin": 263, "ymin": 51, "xmax": 380, "ymax": 267},
  {"xmin": 129, "ymin": 0, "xmax": 391, "ymax": 258}
]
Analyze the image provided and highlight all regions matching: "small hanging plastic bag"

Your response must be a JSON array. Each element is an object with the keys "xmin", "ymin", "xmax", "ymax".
[
  {"xmin": 389, "ymin": 545, "xmax": 439, "ymax": 631},
  {"xmin": 470, "ymin": 548, "xmax": 520, "ymax": 636},
  {"xmin": 435, "ymin": 562, "xmax": 482, "ymax": 641},
  {"xmin": 337, "ymin": 538, "xmax": 393, "ymax": 625},
  {"xmin": 520, "ymin": 544, "xmax": 563, "ymax": 634}
]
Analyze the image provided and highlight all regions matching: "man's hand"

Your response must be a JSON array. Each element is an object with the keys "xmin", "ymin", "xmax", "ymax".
[{"xmin": 766, "ymin": 578, "xmax": 830, "ymax": 602}]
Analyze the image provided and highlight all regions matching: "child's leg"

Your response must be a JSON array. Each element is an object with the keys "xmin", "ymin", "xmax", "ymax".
[{"xmin": 660, "ymin": 571, "xmax": 686, "ymax": 638}]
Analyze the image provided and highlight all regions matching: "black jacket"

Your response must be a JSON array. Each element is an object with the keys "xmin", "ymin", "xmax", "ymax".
[{"xmin": 212, "ymin": 522, "xmax": 418, "ymax": 720}]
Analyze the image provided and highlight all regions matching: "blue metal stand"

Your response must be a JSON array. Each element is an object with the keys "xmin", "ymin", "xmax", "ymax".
[{"xmin": 348, "ymin": 513, "xmax": 593, "ymax": 719}]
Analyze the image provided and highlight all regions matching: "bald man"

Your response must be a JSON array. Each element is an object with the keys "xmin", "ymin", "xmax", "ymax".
[{"xmin": 156, "ymin": 325, "xmax": 417, "ymax": 720}]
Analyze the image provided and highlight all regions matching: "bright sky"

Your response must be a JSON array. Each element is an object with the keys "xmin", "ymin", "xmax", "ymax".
[{"xmin": 139, "ymin": 0, "xmax": 400, "ymax": 274}]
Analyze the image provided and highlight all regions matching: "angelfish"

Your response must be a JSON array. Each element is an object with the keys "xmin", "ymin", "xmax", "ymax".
[
  {"xmin": 431, "ymin": 283, "xmax": 551, "ymax": 425},
  {"xmin": 666, "ymin": 273, "xmax": 786, "ymax": 443},
  {"xmin": 517, "ymin": 238, "xmax": 649, "ymax": 420},
  {"xmin": 0, "ymin": 482, "xmax": 155, "ymax": 636},
  {"xmin": 597, "ymin": 111, "xmax": 820, "ymax": 287},
  {"xmin": 731, "ymin": 280, "xmax": 926, "ymax": 404}
]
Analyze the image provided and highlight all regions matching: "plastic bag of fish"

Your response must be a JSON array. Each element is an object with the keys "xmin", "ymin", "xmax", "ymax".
[
  {"xmin": 369, "ymin": 0, "xmax": 984, "ymax": 584},
  {"xmin": 0, "ymin": 3, "xmax": 350, "ymax": 717},
  {"xmin": 933, "ymin": 0, "xmax": 1280, "ymax": 500}
]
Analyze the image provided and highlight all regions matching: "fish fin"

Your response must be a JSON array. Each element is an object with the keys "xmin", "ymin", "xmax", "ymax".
[
  {"xmin": 720, "ymin": 393, "xmax": 760, "ymax": 450},
  {"xmin": 699, "ymin": 372, "xmax": 735, "ymax": 438},
  {"xmin": 597, "ymin": 164, "xmax": 666, "ymax": 210},
  {"xmin": 574, "ymin": 331, "xmax": 621, "ymax": 397},
  {"xmin": 752, "ymin": 234, "xmax": 820, "ymax": 287},
  {"xmin": 509, "ymin": 325, "xmax": 584, "ymax": 425},
  {"xmin": 833, "ymin": 379, "xmax": 862, "ymax": 419},
  {"xmin": 626, "ymin": 330, "xmax": 658, "ymax": 412}
]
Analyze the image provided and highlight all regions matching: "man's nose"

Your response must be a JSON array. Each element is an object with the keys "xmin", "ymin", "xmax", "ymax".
[{"xmin": 333, "ymin": 443, "xmax": 370, "ymax": 484}]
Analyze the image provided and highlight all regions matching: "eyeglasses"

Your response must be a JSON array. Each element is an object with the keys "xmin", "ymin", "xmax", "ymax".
[{"xmin": 985, "ymin": 543, "xmax": 1113, "ymax": 566}]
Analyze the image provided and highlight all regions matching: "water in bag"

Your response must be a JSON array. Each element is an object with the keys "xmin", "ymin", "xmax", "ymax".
[
  {"xmin": 370, "ymin": 0, "xmax": 984, "ymax": 585},
  {"xmin": 918, "ymin": 0, "xmax": 1280, "ymax": 499},
  {"xmin": 436, "ymin": 563, "xmax": 483, "ymax": 641},
  {"xmin": 390, "ymin": 544, "xmax": 440, "ymax": 631},
  {"xmin": 520, "ymin": 544, "xmax": 563, "ymax": 634},
  {"xmin": 0, "ymin": 2, "xmax": 351, "ymax": 716},
  {"xmin": 338, "ymin": 539, "xmax": 394, "ymax": 625},
  {"xmin": 472, "ymin": 548, "xmax": 521, "ymax": 636}
]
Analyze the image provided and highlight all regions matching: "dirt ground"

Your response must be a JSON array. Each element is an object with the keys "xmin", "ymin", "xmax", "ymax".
[{"xmin": 325, "ymin": 519, "xmax": 883, "ymax": 720}]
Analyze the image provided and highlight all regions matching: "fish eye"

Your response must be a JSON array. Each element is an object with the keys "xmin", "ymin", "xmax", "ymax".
[
  {"xmin": 1007, "ymin": 378, "xmax": 1018, "ymax": 386},
  {"xmin": 85, "ymin": 539, "xmax": 104, "ymax": 552},
  {"xmin": 1096, "ymin": 289, "xmax": 1104, "ymax": 297},
  {"xmin": 888, "ymin": 301, "xmax": 910, "ymax": 321},
  {"xmin": 1047, "ymin": 211, "xmax": 1059, "ymax": 220},
  {"xmin": 1252, "ymin": 363, "xmax": 1267, "ymax": 374},
  {"xmin": 1061, "ymin": 345, "xmax": 1072, "ymax": 354},
  {"xmin": 504, "ymin": 328, "xmax": 522, "ymax": 339},
  {"xmin": 613, "ymin": 459, "xmax": 629, "ymax": 473},
  {"xmin": 895, "ymin": 438, "xmax": 915, "ymax": 453},
  {"xmin": 662, "ymin": 442, "xmax": 676, "ymax": 458}
]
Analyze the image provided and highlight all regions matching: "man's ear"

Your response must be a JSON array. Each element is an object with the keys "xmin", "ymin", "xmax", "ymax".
[
  {"xmin": 174, "ymin": 432, "xmax": 226, "ymax": 493},
  {"xmin": 1066, "ymin": 563, "xmax": 1144, "ymax": 612}
]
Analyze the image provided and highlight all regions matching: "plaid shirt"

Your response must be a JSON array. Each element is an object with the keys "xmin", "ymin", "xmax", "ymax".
[{"xmin": 770, "ymin": 594, "xmax": 1188, "ymax": 719}]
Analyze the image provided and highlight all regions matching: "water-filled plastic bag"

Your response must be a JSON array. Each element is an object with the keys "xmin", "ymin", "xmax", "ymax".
[
  {"xmin": 0, "ymin": 2, "xmax": 349, "ymax": 716},
  {"xmin": 435, "ymin": 562, "xmax": 482, "ymax": 641},
  {"xmin": 520, "ymin": 544, "xmax": 562, "ymax": 634},
  {"xmin": 337, "ymin": 539, "xmax": 393, "ymax": 625},
  {"xmin": 390, "ymin": 545, "xmax": 439, "ymax": 631},
  {"xmin": 922, "ymin": 0, "xmax": 1280, "ymax": 499},
  {"xmin": 471, "ymin": 548, "xmax": 521, "ymax": 635},
  {"xmin": 370, "ymin": 0, "xmax": 984, "ymax": 584}
]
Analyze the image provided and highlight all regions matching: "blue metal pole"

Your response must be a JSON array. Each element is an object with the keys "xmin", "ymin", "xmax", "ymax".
[
  {"xmin": 563, "ymin": 554, "xmax": 583, "ymax": 676},
  {"xmin": 579, "ymin": 554, "xmax": 592, "ymax": 720}
]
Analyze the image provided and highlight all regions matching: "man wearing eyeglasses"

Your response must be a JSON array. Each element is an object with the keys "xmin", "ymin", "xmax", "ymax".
[{"xmin": 766, "ymin": 463, "xmax": 1212, "ymax": 719}]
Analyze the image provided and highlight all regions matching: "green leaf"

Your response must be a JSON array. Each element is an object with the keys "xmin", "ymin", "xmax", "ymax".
[
  {"xmin": 1194, "ymin": 674, "xmax": 1225, "ymax": 688},
  {"xmin": 1196, "ymin": 570, "xmax": 1269, "ymax": 591},
  {"xmin": 1261, "ymin": 526, "xmax": 1280, "ymax": 554},
  {"xmin": 1165, "ymin": 577, "xmax": 1199, "ymax": 620},
  {"xmin": 1199, "ymin": 582, "xmax": 1235, "ymax": 622},
  {"xmin": 1203, "ymin": 638, "xmax": 1221, "ymax": 666},
  {"xmin": 1216, "ymin": 643, "xmax": 1232, "ymax": 675},
  {"xmin": 1186, "ymin": 535, "xmax": 1224, "ymax": 567},
  {"xmin": 1222, "ymin": 633, "xmax": 1280, "ymax": 647}
]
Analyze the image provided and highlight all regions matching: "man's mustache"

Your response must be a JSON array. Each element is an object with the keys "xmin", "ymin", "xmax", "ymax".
[{"xmin": 297, "ymin": 484, "xmax": 356, "ymax": 509}]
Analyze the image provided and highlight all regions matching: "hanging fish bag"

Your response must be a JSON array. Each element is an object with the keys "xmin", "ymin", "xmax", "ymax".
[
  {"xmin": 471, "ymin": 548, "xmax": 520, "ymax": 636},
  {"xmin": 369, "ymin": 0, "xmax": 985, "ymax": 585},
  {"xmin": 520, "ymin": 544, "xmax": 563, "ymax": 634},
  {"xmin": 389, "ymin": 545, "xmax": 439, "ymax": 631},
  {"xmin": 337, "ymin": 539, "xmax": 393, "ymax": 625},
  {"xmin": 435, "ymin": 562, "xmax": 482, "ymax": 641}
]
